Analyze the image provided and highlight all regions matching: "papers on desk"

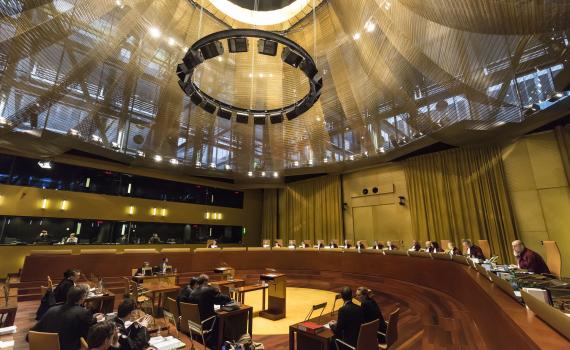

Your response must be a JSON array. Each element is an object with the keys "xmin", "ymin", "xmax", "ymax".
[
  {"xmin": 323, "ymin": 323, "xmax": 331, "ymax": 329},
  {"xmin": 522, "ymin": 287, "xmax": 551, "ymax": 304},
  {"xmin": 0, "ymin": 340, "xmax": 14, "ymax": 348},
  {"xmin": 514, "ymin": 291, "xmax": 522, "ymax": 298},
  {"xmin": 0, "ymin": 326, "xmax": 16, "ymax": 335},
  {"xmin": 149, "ymin": 336, "xmax": 185, "ymax": 350}
]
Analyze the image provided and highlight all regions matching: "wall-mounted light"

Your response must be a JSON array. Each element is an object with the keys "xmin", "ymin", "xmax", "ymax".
[
  {"xmin": 128, "ymin": 205, "xmax": 135, "ymax": 215},
  {"xmin": 205, "ymin": 211, "xmax": 223, "ymax": 220},
  {"xmin": 161, "ymin": 208, "xmax": 167, "ymax": 217},
  {"xmin": 60, "ymin": 200, "xmax": 68, "ymax": 211},
  {"xmin": 151, "ymin": 207, "xmax": 157, "ymax": 216},
  {"xmin": 41, "ymin": 198, "xmax": 48, "ymax": 209},
  {"xmin": 398, "ymin": 196, "xmax": 406, "ymax": 206}
]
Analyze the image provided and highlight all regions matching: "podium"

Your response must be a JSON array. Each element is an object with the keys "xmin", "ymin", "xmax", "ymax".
[
  {"xmin": 259, "ymin": 273, "xmax": 286, "ymax": 320},
  {"xmin": 214, "ymin": 266, "xmax": 235, "ymax": 280}
]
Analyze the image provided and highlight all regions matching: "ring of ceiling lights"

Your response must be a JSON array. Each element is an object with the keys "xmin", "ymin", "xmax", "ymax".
[
  {"xmin": 176, "ymin": 29, "xmax": 322, "ymax": 124},
  {"xmin": 208, "ymin": 0, "xmax": 310, "ymax": 26}
]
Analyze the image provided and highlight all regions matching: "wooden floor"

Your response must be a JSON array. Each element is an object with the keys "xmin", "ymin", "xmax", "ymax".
[{"xmin": 9, "ymin": 298, "xmax": 421, "ymax": 350}]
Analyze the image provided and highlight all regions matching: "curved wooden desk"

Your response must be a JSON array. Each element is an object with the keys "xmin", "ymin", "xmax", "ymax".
[{"xmin": 20, "ymin": 249, "xmax": 569, "ymax": 349}]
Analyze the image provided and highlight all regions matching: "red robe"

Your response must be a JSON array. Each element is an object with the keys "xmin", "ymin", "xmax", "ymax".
[{"xmin": 517, "ymin": 248, "xmax": 550, "ymax": 274}]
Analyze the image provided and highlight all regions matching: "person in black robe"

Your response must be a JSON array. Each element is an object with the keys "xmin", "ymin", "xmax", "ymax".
[
  {"xmin": 356, "ymin": 287, "xmax": 387, "ymax": 343},
  {"xmin": 329, "ymin": 286, "xmax": 364, "ymax": 348},
  {"xmin": 53, "ymin": 269, "xmax": 80, "ymax": 303}
]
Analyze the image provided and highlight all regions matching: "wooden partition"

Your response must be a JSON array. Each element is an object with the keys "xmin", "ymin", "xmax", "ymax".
[{"xmin": 19, "ymin": 249, "xmax": 568, "ymax": 349}]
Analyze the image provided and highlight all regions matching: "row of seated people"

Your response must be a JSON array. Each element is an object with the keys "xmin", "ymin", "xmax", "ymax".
[{"xmin": 32, "ymin": 282, "xmax": 153, "ymax": 350}]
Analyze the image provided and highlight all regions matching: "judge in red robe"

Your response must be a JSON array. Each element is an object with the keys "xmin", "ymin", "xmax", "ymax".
[{"xmin": 512, "ymin": 240, "xmax": 550, "ymax": 274}]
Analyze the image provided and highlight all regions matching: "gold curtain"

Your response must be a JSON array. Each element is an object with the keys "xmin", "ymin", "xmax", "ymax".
[
  {"xmin": 276, "ymin": 175, "xmax": 342, "ymax": 243},
  {"xmin": 404, "ymin": 145, "xmax": 518, "ymax": 263},
  {"xmin": 261, "ymin": 189, "xmax": 279, "ymax": 241},
  {"xmin": 554, "ymin": 124, "xmax": 570, "ymax": 184}
]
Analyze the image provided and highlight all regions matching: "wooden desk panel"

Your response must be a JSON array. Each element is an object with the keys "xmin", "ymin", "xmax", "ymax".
[{"xmin": 19, "ymin": 249, "xmax": 569, "ymax": 349}]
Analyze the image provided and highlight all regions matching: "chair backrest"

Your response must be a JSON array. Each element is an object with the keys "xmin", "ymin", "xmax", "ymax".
[
  {"xmin": 305, "ymin": 302, "xmax": 327, "ymax": 320},
  {"xmin": 356, "ymin": 319, "xmax": 380, "ymax": 350},
  {"xmin": 274, "ymin": 239, "xmax": 283, "ymax": 246},
  {"xmin": 80, "ymin": 337, "xmax": 89, "ymax": 350},
  {"xmin": 357, "ymin": 240, "xmax": 367, "ymax": 249},
  {"xmin": 163, "ymin": 309, "xmax": 179, "ymax": 338},
  {"xmin": 385, "ymin": 308, "xmax": 400, "ymax": 347},
  {"xmin": 29, "ymin": 331, "xmax": 61, "ymax": 350},
  {"xmin": 206, "ymin": 239, "xmax": 215, "ymax": 247},
  {"xmin": 303, "ymin": 240, "xmax": 312, "ymax": 247},
  {"xmin": 542, "ymin": 241, "xmax": 561, "ymax": 278},
  {"xmin": 331, "ymin": 294, "xmax": 342, "ymax": 315},
  {"xmin": 440, "ymin": 240, "xmax": 450, "ymax": 251},
  {"xmin": 179, "ymin": 301, "xmax": 201, "ymax": 334},
  {"xmin": 478, "ymin": 240, "xmax": 491, "ymax": 259},
  {"xmin": 165, "ymin": 297, "xmax": 180, "ymax": 319}
]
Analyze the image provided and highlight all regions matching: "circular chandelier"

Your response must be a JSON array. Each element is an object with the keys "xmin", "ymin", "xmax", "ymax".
[{"xmin": 176, "ymin": 29, "xmax": 322, "ymax": 124}]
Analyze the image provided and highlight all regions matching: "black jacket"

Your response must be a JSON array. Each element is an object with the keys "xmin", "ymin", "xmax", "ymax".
[
  {"xmin": 31, "ymin": 304, "xmax": 92, "ymax": 350},
  {"xmin": 189, "ymin": 285, "xmax": 231, "ymax": 320},
  {"xmin": 53, "ymin": 279, "xmax": 75, "ymax": 303},
  {"xmin": 361, "ymin": 297, "xmax": 387, "ymax": 342},
  {"xmin": 331, "ymin": 301, "xmax": 364, "ymax": 347},
  {"xmin": 177, "ymin": 285, "xmax": 193, "ymax": 304},
  {"xmin": 115, "ymin": 317, "xmax": 150, "ymax": 350}
]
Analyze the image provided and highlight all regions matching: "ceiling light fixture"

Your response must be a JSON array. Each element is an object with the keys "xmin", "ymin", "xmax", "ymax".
[
  {"xmin": 353, "ymin": 32, "xmax": 361, "ymax": 40},
  {"xmin": 38, "ymin": 160, "xmax": 52, "ymax": 169},
  {"xmin": 149, "ymin": 27, "xmax": 161, "ymax": 38},
  {"xmin": 169, "ymin": 158, "xmax": 179, "ymax": 165},
  {"xmin": 154, "ymin": 155, "xmax": 163, "ymax": 162},
  {"xmin": 177, "ymin": 29, "xmax": 322, "ymax": 124}
]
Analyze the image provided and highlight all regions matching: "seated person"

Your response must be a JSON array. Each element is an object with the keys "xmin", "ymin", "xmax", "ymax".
[
  {"xmin": 329, "ymin": 286, "xmax": 364, "ymax": 348},
  {"xmin": 65, "ymin": 233, "xmax": 78, "ymax": 244},
  {"xmin": 114, "ymin": 298, "xmax": 151, "ymax": 350},
  {"xmin": 262, "ymin": 240, "xmax": 271, "ymax": 248},
  {"xmin": 512, "ymin": 240, "xmax": 550, "ymax": 274},
  {"xmin": 207, "ymin": 239, "xmax": 218, "ymax": 248},
  {"xmin": 408, "ymin": 240, "xmax": 421, "ymax": 251},
  {"xmin": 386, "ymin": 241, "xmax": 397, "ymax": 250},
  {"xmin": 288, "ymin": 240, "xmax": 297, "ymax": 248},
  {"xmin": 447, "ymin": 242, "xmax": 461, "ymax": 255},
  {"xmin": 371, "ymin": 240, "xmax": 384, "ymax": 250},
  {"xmin": 31, "ymin": 286, "xmax": 97, "ymax": 350},
  {"xmin": 343, "ymin": 240, "xmax": 352, "ymax": 249},
  {"xmin": 189, "ymin": 274, "xmax": 232, "ymax": 348},
  {"xmin": 135, "ymin": 262, "xmax": 152, "ymax": 277},
  {"xmin": 329, "ymin": 240, "xmax": 339, "ymax": 248},
  {"xmin": 148, "ymin": 233, "xmax": 162, "ymax": 244},
  {"xmin": 356, "ymin": 241, "xmax": 366, "ymax": 250},
  {"xmin": 316, "ymin": 240, "xmax": 325, "ymax": 248},
  {"xmin": 462, "ymin": 239, "xmax": 485, "ymax": 260},
  {"xmin": 356, "ymin": 287, "xmax": 386, "ymax": 343},
  {"xmin": 34, "ymin": 230, "xmax": 51, "ymax": 244},
  {"xmin": 424, "ymin": 240, "xmax": 435, "ymax": 253},
  {"xmin": 274, "ymin": 240, "xmax": 282, "ymax": 248},
  {"xmin": 54, "ymin": 269, "xmax": 81, "ymax": 303},
  {"xmin": 432, "ymin": 241, "xmax": 443, "ymax": 252},
  {"xmin": 159, "ymin": 257, "xmax": 170, "ymax": 273},
  {"xmin": 178, "ymin": 277, "xmax": 199, "ymax": 304},
  {"xmin": 87, "ymin": 321, "xmax": 119, "ymax": 350},
  {"xmin": 299, "ymin": 241, "xmax": 308, "ymax": 248}
]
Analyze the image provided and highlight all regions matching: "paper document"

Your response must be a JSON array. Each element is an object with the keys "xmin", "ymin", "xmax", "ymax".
[
  {"xmin": 0, "ymin": 326, "xmax": 16, "ymax": 335},
  {"xmin": 0, "ymin": 340, "xmax": 15, "ymax": 348}
]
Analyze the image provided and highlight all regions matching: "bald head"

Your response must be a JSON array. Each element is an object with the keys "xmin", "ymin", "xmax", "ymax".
[{"xmin": 512, "ymin": 240, "xmax": 525, "ymax": 255}]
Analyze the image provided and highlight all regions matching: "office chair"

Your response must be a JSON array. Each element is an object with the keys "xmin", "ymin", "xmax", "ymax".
[
  {"xmin": 29, "ymin": 331, "xmax": 60, "ymax": 350},
  {"xmin": 335, "ymin": 319, "xmax": 379, "ymax": 350},
  {"xmin": 305, "ymin": 302, "xmax": 327, "ymax": 321}
]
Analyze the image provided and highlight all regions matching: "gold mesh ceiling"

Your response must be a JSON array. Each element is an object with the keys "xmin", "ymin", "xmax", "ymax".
[{"xmin": 0, "ymin": 0, "xmax": 568, "ymax": 179}]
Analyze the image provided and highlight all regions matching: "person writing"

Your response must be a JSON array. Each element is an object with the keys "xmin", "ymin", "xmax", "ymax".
[
  {"xmin": 86, "ymin": 321, "xmax": 119, "ymax": 350},
  {"xmin": 512, "ymin": 240, "xmax": 550, "ymax": 274},
  {"xmin": 114, "ymin": 298, "xmax": 151, "ymax": 350},
  {"xmin": 462, "ymin": 239, "xmax": 485, "ymax": 260},
  {"xmin": 329, "ymin": 286, "xmax": 364, "ymax": 348}
]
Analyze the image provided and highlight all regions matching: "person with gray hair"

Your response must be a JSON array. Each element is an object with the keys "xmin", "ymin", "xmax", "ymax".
[
  {"xmin": 512, "ymin": 240, "xmax": 550, "ymax": 274},
  {"xmin": 461, "ymin": 239, "xmax": 485, "ymax": 260}
]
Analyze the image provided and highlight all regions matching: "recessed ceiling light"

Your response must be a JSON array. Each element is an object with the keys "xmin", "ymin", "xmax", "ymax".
[
  {"xmin": 293, "ymin": 161, "xmax": 299, "ymax": 167},
  {"xmin": 273, "ymin": 172, "xmax": 279, "ymax": 178},
  {"xmin": 261, "ymin": 171, "xmax": 266, "ymax": 177},
  {"xmin": 225, "ymin": 164, "xmax": 231, "ymax": 170},
  {"xmin": 365, "ymin": 21, "xmax": 375, "ymax": 32},
  {"xmin": 168, "ymin": 37, "xmax": 176, "ymax": 46},
  {"xmin": 209, "ymin": 162, "xmax": 216, "ymax": 168},
  {"xmin": 169, "ymin": 158, "xmax": 178, "ymax": 165},
  {"xmin": 154, "ymin": 155, "xmax": 163, "ymax": 162},
  {"xmin": 353, "ymin": 32, "xmax": 361, "ymax": 40},
  {"xmin": 38, "ymin": 160, "xmax": 52, "ymax": 169},
  {"xmin": 149, "ymin": 27, "xmax": 161, "ymax": 38},
  {"xmin": 247, "ymin": 171, "xmax": 253, "ymax": 177}
]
